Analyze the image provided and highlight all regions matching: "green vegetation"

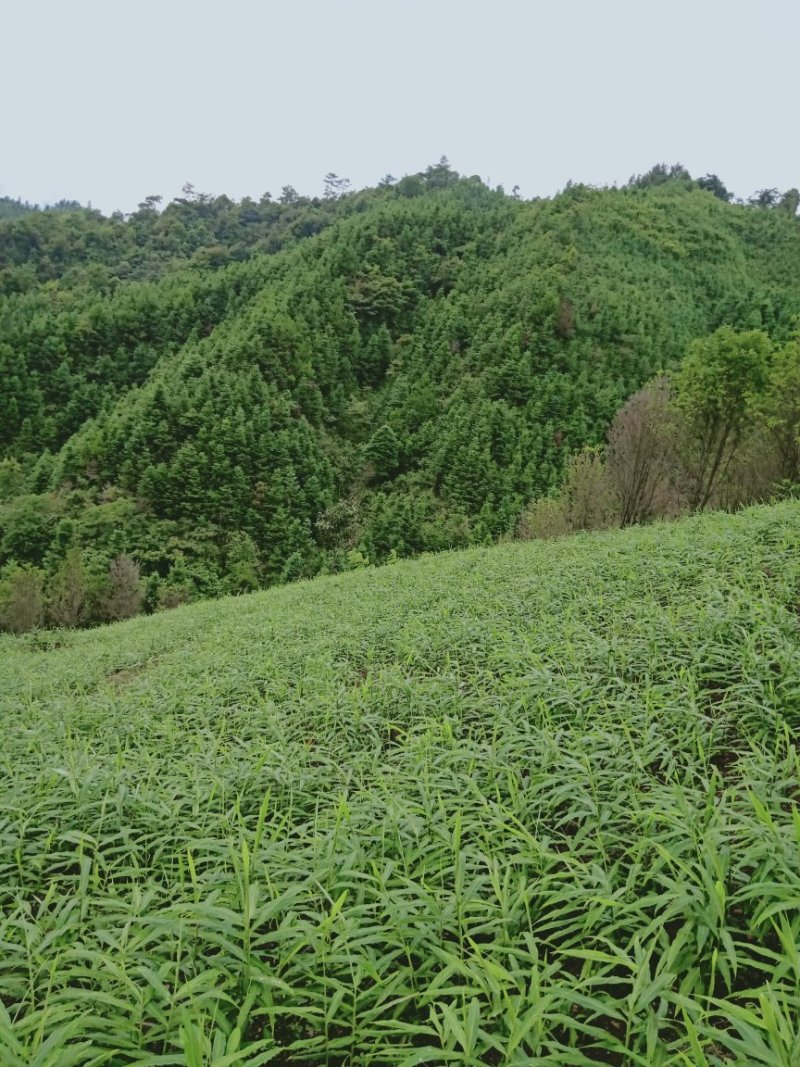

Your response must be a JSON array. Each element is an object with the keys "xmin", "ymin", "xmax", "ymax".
[
  {"xmin": 2, "ymin": 162, "xmax": 800, "ymax": 627},
  {"xmin": 2, "ymin": 500, "xmax": 800, "ymax": 1064},
  {"xmin": 516, "ymin": 326, "xmax": 800, "ymax": 540}
]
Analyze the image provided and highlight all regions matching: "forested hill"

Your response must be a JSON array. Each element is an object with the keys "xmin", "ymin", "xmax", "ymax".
[{"xmin": 1, "ymin": 163, "xmax": 799, "ymax": 622}]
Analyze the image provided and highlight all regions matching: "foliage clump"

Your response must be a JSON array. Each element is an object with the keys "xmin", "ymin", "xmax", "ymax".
[{"xmin": 519, "ymin": 327, "xmax": 800, "ymax": 540}]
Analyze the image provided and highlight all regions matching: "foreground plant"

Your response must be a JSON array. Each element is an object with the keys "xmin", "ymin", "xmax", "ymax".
[{"xmin": 1, "ymin": 501, "xmax": 799, "ymax": 1064}]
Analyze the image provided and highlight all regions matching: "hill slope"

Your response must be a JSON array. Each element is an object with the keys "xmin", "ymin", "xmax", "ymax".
[
  {"xmin": 1, "ymin": 169, "xmax": 800, "ymax": 614},
  {"xmin": 2, "ymin": 501, "xmax": 800, "ymax": 1064}
]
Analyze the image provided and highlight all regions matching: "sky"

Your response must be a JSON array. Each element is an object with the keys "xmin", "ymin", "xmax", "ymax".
[{"xmin": 2, "ymin": 0, "xmax": 798, "ymax": 214}]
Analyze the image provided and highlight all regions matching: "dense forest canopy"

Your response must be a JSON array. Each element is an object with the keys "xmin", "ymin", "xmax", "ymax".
[{"xmin": 1, "ymin": 161, "xmax": 799, "ymax": 626}]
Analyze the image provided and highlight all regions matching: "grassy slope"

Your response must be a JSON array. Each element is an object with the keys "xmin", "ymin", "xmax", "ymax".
[{"xmin": 2, "ymin": 502, "xmax": 800, "ymax": 1065}]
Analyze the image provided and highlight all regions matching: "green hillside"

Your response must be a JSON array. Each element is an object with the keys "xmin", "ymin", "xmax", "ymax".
[
  {"xmin": 2, "ymin": 500, "xmax": 800, "ymax": 1064},
  {"xmin": 2, "ymin": 165, "xmax": 799, "ymax": 622}
]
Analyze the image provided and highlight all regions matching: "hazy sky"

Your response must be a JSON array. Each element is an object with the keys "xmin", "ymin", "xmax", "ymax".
[{"xmin": 3, "ymin": 0, "xmax": 798, "ymax": 213}]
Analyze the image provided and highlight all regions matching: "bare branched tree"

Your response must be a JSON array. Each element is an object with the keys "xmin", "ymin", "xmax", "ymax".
[
  {"xmin": 606, "ymin": 378, "xmax": 678, "ymax": 525},
  {"xmin": 103, "ymin": 555, "xmax": 143, "ymax": 622}
]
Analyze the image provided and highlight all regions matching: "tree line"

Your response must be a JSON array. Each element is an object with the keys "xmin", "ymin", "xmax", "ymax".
[{"xmin": 1, "ymin": 161, "xmax": 799, "ymax": 632}]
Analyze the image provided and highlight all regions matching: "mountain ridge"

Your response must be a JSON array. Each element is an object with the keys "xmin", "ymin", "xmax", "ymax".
[{"xmin": 1, "ymin": 163, "xmax": 799, "ymax": 623}]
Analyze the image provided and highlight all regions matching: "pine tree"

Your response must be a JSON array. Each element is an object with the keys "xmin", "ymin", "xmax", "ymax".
[{"xmin": 365, "ymin": 425, "xmax": 400, "ymax": 481}]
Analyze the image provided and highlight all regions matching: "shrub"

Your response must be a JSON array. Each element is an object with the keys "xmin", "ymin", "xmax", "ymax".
[
  {"xmin": 1, "ymin": 567, "xmax": 45, "ymax": 633},
  {"xmin": 516, "ymin": 496, "xmax": 569, "ymax": 540}
]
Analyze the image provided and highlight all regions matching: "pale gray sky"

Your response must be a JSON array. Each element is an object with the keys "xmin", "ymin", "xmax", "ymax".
[{"xmin": 2, "ymin": 0, "xmax": 798, "ymax": 213}]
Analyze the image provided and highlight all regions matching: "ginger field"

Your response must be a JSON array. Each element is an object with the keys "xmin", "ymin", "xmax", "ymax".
[{"xmin": 2, "ymin": 502, "xmax": 800, "ymax": 1065}]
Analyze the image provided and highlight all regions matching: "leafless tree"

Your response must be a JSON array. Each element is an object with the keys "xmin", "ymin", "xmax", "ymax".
[
  {"xmin": 103, "ymin": 555, "xmax": 143, "ymax": 622},
  {"xmin": 606, "ymin": 378, "xmax": 680, "ymax": 525}
]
